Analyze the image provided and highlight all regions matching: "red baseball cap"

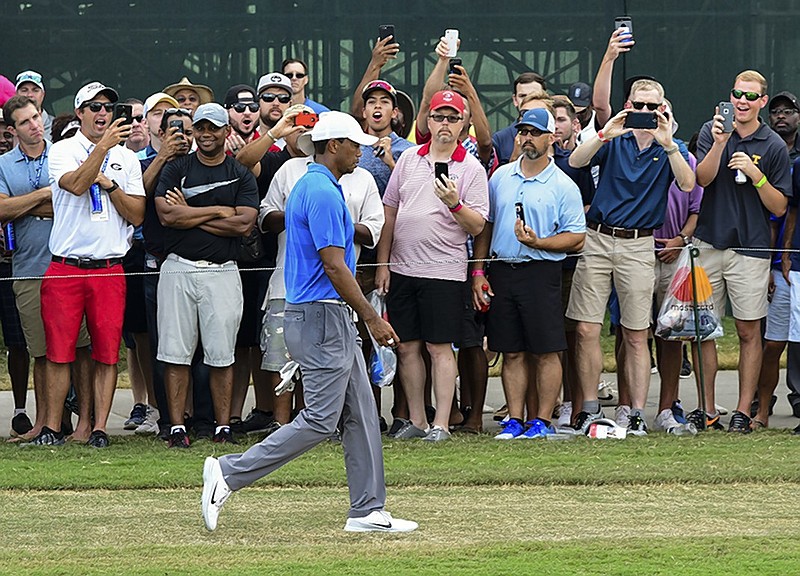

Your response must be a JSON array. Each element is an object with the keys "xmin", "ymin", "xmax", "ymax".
[{"xmin": 430, "ymin": 90, "xmax": 465, "ymax": 114}]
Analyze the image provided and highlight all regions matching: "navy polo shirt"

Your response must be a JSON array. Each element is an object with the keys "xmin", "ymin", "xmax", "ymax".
[
  {"xmin": 284, "ymin": 163, "xmax": 356, "ymax": 304},
  {"xmin": 491, "ymin": 124, "xmax": 517, "ymax": 166},
  {"xmin": 586, "ymin": 133, "xmax": 689, "ymax": 230}
]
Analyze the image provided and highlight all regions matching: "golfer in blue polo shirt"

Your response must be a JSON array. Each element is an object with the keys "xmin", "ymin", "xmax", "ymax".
[{"xmin": 201, "ymin": 111, "xmax": 417, "ymax": 534}]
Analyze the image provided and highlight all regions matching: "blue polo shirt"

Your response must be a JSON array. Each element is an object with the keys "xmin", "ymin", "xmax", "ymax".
[
  {"xmin": 303, "ymin": 98, "xmax": 330, "ymax": 115},
  {"xmin": 0, "ymin": 142, "xmax": 54, "ymax": 277},
  {"xmin": 358, "ymin": 132, "xmax": 414, "ymax": 196},
  {"xmin": 488, "ymin": 157, "xmax": 585, "ymax": 262},
  {"xmin": 586, "ymin": 133, "xmax": 689, "ymax": 229},
  {"xmin": 491, "ymin": 123, "xmax": 517, "ymax": 166},
  {"xmin": 284, "ymin": 163, "xmax": 356, "ymax": 304}
]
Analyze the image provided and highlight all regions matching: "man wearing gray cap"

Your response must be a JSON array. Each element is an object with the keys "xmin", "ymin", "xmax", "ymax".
[
  {"xmin": 255, "ymin": 72, "xmax": 293, "ymax": 145},
  {"xmin": 201, "ymin": 111, "xmax": 417, "ymax": 534},
  {"xmin": 155, "ymin": 103, "xmax": 259, "ymax": 449}
]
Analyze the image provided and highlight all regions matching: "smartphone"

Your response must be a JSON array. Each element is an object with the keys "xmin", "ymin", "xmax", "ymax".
[
  {"xmin": 169, "ymin": 118, "xmax": 184, "ymax": 134},
  {"xmin": 112, "ymin": 103, "xmax": 133, "ymax": 126},
  {"xmin": 448, "ymin": 58, "xmax": 463, "ymax": 76},
  {"xmin": 719, "ymin": 102, "xmax": 735, "ymax": 133},
  {"xmin": 295, "ymin": 112, "xmax": 319, "ymax": 128},
  {"xmin": 614, "ymin": 15, "xmax": 633, "ymax": 43},
  {"xmin": 624, "ymin": 111, "xmax": 657, "ymax": 129},
  {"xmin": 515, "ymin": 202, "xmax": 526, "ymax": 226},
  {"xmin": 444, "ymin": 28, "xmax": 459, "ymax": 57},
  {"xmin": 434, "ymin": 162, "xmax": 449, "ymax": 182},
  {"xmin": 378, "ymin": 24, "xmax": 395, "ymax": 42}
]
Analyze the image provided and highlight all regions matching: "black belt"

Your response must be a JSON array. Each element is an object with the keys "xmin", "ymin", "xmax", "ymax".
[
  {"xmin": 587, "ymin": 221, "xmax": 653, "ymax": 239},
  {"xmin": 52, "ymin": 256, "xmax": 123, "ymax": 269}
]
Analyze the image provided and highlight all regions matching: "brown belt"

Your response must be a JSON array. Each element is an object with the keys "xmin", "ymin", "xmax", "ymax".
[{"xmin": 587, "ymin": 221, "xmax": 653, "ymax": 240}]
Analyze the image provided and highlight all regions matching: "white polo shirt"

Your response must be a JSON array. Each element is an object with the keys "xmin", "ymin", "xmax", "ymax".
[
  {"xmin": 259, "ymin": 156, "xmax": 384, "ymax": 301},
  {"xmin": 48, "ymin": 130, "xmax": 145, "ymax": 259}
]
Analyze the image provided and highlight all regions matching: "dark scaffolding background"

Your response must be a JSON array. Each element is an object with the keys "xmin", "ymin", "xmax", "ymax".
[{"xmin": 2, "ymin": 0, "xmax": 798, "ymax": 140}]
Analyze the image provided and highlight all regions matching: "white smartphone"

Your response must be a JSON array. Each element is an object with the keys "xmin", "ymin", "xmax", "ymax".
[{"xmin": 444, "ymin": 29, "xmax": 459, "ymax": 57}]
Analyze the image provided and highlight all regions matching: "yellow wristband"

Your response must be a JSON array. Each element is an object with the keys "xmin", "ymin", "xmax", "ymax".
[{"xmin": 754, "ymin": 175, "xmax": 768, "ymax": 188}]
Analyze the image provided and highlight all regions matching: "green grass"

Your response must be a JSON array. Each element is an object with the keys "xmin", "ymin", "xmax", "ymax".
[{"xmin": 2, "ymin": 434, "xmax": 800, "ymax": 574}]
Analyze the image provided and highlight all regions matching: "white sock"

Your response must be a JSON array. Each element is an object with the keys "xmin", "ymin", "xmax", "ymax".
[
  {"xmin": 170, "ymin": 425, "xmax": 186, "ymax": 434},
  {"xmin": 14, "ymin": 409, "xmax": 26, "ymax": 417},
  {"xmin": 215, "ymin": 425, "xmax": 230, "ymax": 435}
]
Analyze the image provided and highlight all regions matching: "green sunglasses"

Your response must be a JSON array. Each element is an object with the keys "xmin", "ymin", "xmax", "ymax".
[{"xmin": 731, "ymin": 89, "xmax": 763, "ymax": 102}]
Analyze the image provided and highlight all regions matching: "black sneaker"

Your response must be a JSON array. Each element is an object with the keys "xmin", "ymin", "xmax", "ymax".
[
  {"xmin": 627, "ymin": 414, "xmax": 648, "ymax": 436},
  {"xmin": 124, "ymin": 403, "xmax": 147, "ymax": 430},
  {"xmin": 21, "ymin": 426, "xmax": 65, "ymax": 447},
  {"xmin": 168, "ymin": 428, "xmax": 190, "ymax": 448},
  {"xmin": 680, "ymin": 358, "xmax": 692, "ymax": 378},
  {"xmin": 11, "ymin": 413, "xmax": 33, "ymax": 436},
  {"xmin": 229, "ymin": 417, "xmax": 244, "ymax": 435},
  {"xmin": 241, "ymin": 408, "xmax": 275, "ymax": 434},
  {"xmin": 728, "ymin": 410, "xmax": 753, "ymax": 434},
  {"xmin": 87, "ymin": 430, "xmax": 110, "ymax": 448},
  {"xmin": 792, "ymin": 404, "xmax": 800, "ymax": 419},
  {"xmin": 686, "ymin": 409, "xmax": 724, "ymax": 431},
  {"xmin": 379, "ymin": 416, "xmax": 388, "ymax": 434},
  {"xmin": 573, "ymin": 410, "xmax": 604, "ymax": 434},
  {"xmin": 387, "ymin": 418, "xmax": 409, "ymax": 437},
  {"xmin": 793, "ymin": 422, "xmax": 800, "ymax": 435},
  {"xmin": 212, "ymin": 427, "xmax": 236, "ymax": 444}
]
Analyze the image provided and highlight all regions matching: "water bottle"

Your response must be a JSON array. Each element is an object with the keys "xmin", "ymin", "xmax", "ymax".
[
  {"xmin": 89, "ymin": 183, "xmax": 103, "ymax": 213},
  {"xmin": 734, "ymin": 169, "xmax": 747, "ymax": 184},
  {"xmin": 667, "ymin": 422, "xmax": 698, "ymax": 436},
  {"xmin": 3, "ymin": 222, "xmax": 14, "ymax": 251},
  {"xmin": 480, "ymin": 283, "xmax": 491, "ymax": 313}
]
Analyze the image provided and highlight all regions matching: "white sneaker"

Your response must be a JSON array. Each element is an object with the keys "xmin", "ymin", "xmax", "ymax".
[
  {"xmin": 344, "ymin": 510, "xmax": 418, "ymax": 533},
  {"xmin": 276, "ymin": 360, "xmax": 300, "ymax": 395},
  {"xmin": 615, "ymin": 405, "xmax": 631, "ymax": 428},
  {"xmin": 134, "ymin": 406, "xmax": 159, "ymax": 435},
  {"xmin": 557, "ymin": 401, "xmax": 572, "ymax": 428},
  {"xmin": 201, "ymin": 457, "xmax": 231, "ymax": 531}
]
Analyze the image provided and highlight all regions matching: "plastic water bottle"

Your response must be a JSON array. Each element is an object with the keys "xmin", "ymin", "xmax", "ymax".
[
  {"xmin": 89, "ymin": 183, "xmax": 103, "ymax": 213},
  {"xmin": 667, "ymin": 422, "xmax": 698, "ymax": 436},
  {"xmin": 480, "ymin": 283, "xmax": 491, "ymax": 313},
  {"xmin": 3, "ymin": 222, "xmax": 14, "ymax": 251},
  {"xmin": 735, "ymin": 169, "xmax": 747, "ymax": 184}
]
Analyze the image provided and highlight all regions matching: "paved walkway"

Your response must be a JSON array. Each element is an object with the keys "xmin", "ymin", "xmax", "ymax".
[{"xmin": 1, "ymin": 369, "xmax": 797, "ymax": 438}]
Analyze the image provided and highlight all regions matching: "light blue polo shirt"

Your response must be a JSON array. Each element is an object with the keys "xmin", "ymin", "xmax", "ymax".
[
  {"xmin": 488, "ymin": 157, "xmax": 585, "ymax": 262},
  {"xmin": 284, "ymin": 163, "xmax": 356, "ymax": 304},
  {"xmin": 0, "ymin": 142, "xmax": 54, "ymax": 277}
]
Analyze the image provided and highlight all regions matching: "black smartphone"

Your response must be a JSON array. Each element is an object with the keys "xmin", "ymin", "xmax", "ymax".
[
  {"xmin": 378, "ymin": 24, "xmax": 395, "ymax": 42},
  {"xmin": 624, "ymin": 111, "xmax": 657, "ymax": 129},
  {"xmin": 434, "ymin": 161, "xmax": 448, "ymax": 182},
  {"xmin": 448, "ymin": 58, "xmax": 463, "ymax": 76},
  {"xmin": 169, "ymin": 118, "xmax": 184, "ymax": 134},
  {"xmin": 515, "ymin": 202, "xmax": 526, "ymax": 226},
  {"xmin": 719, "ymin": 102, "xmax": 735, "ymax": 133},
  {"xmin": 112, "ymin": 103, "xmax": 133, "ymax": 126},
  {"xmin": 614, "ymin": 15, "xmax": 633, "ymax": 38}
]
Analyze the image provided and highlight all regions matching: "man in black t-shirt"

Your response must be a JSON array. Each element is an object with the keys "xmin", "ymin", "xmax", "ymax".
[{"xmin": 155, "ymin": 103, "xmax": 259, "ymax": 448}]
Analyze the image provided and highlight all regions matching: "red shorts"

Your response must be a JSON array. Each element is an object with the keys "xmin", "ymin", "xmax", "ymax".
[{"xmin": 41, "ymin": 262, "xmax": 126, "ymax": 364}]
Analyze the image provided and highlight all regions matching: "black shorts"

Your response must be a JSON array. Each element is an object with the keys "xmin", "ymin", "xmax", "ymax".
[
  {"xmin": 236, "ymin": 266, "xmax": 271, "ymax": 348},
  {"xmin": 456, "ymin": 280, "xmax": 485, "ymax": 349},
  {"xmin": 486, "ymin": 260, "xmax": 566, "ymax": 354},
  {"xmin": 386, "ymin": 272, "xmax": 463, "ymax": 343},
  {"xmin": 123, "ymin": 241, "xmax": 148, "ymax": 334},
  {"xmin": 0, "ymin": 262, "xmax": 25, "ymax": 348}
]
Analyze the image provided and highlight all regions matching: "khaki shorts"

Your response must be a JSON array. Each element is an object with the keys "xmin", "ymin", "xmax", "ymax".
[
  {"xmin": 693, "ymin": 239, "xmax": 769, "ymax": 321},
  {"xmin": 653, "ymin": 257, "xmax": 681, "ymax": 310},
  {"xmin": 566, "ymin": 228, "xmax": 656, "ymax": 330},
  {"xmin": 13, "ymin": 279, "xmax": 90, "ymax": 358}
]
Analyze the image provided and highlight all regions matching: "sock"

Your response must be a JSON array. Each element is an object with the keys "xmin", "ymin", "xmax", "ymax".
[
  {"xmin": 215, "ymin": 425, "xmax": 230, "ymax": 435},
  {"xmin": 14, "ymin": 408, "xmax": 26, "ymax": 417},
  {"xmin": 540, "ymin": 418, "xmax": 552, "ymax": 428},
  {"xmin": 170, "ymin": 425, "xmax": 186, "ymax": 434},
  {"xmin": 630, "ymin": 408, "xmax": 644, "ymax": 418},
  {"xmin": 583, "ymin": 400, "xmax": 600, "ymax": 414},
  {"xmin": 511, "ymin": 417, "xmax": 525, "ymax": 426},
  {"xmin": 707, "ymin": 411, "xmax": 719, "ymax": 419}
]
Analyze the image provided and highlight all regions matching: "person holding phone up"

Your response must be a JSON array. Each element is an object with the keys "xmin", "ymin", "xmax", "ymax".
[
  {"xmin": 567, "ymin": 78, "xmax": 694, "ymax": 437},
  {"xmin": 472, "ymin": 109, "xmax": 586, "ymax": 440}
]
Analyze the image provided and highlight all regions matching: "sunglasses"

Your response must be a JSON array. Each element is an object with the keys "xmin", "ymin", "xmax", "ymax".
[
  {"xmin": 132, "ymin": 114, "xmax": 144, "ymax": 123},
  {"xmin": 82, "ymin": 102, "xmax": 115, "ymax": 113},
  {"xmin": 231, "ymin": 102, "xmax": 260, "ymax": 113},
  {"xmin": 517, "ymin": 127, "xmax": 545, "ymax": 137},
  {"xmin": 731, "ymin": 89, "xmax": 763, "ymax": 102},
  {"xmin": 260, "ymin": 93, "xmax": 292, "ymax": 104},
  {"xmin": 1, "ymin": 132, "xmax": 12, "ymax": 140},
  {"xmin": 165, "ymin": 108, "xmax": 193, "ymax": 116},
  {"xmin": 770, "ymin": 108, "xmax": 798, "ymax": 116},
  {"xmin": 429, "ymin": 113, "xmax": 463, "ymax": 124},
  {"xmin": 631, "ymin": 101, "xmax": 661, "ymax": 111},
  {"xmin": 284, "ymin": 72, "xmax": 306, "ymax": 79}
]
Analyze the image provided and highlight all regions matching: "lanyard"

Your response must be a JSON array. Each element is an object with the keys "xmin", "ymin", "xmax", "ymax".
[
  {"xmin": 20, "ymin": 146, "xmax": 47, "ymax": 190},
  {"xmin": 83, "ymin": 143, "xmax": 111, "ymax": 183}
]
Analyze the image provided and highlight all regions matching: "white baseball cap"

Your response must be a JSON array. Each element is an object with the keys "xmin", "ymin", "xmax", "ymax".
[
  {"xmin": 297, "ymin": 111, "xmax": 378, "ymax": 156},
  {"xmin": 74, "ymin": 81, "xmax": 119, "ymax": 109},
  {"xmin": 256, "ymin": 72, "xmax": 293, "ymax": 95}
]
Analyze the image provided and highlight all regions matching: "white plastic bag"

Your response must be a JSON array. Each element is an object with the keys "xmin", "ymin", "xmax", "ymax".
[
  {"xmin": 655, "ymin": 248, "xmax": 723, "ymax": 341},
  {"xmin": 365, "ymin": 290, "xmax": 397, "ymax": 387}
]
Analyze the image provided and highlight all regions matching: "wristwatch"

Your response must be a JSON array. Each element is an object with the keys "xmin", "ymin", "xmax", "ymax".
[
  {"xmin": 679, "ymin": 234, "xmax": 690, "ymax": 245},
  {"xmin": 103, "ymin": 180, "xmax": 119, "ymax": 194}
]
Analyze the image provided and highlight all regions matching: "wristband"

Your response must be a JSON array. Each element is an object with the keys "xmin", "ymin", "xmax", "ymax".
[
  {"xmin": 449, "ymin": 202, "xmax": 463, "ymax": 213},
  {"xmin": 266, "ymin": 130, "xmax": 277, "ymax": 141},
  {"xmin": 665, "ymin": 145, "xmax": 680, "ymax": 155},
  {"xmin": 471, "ymin": 269, "xmax": 486, "ymax": 277},
  {"xmin": 103, "ymin": 180, "xmax": 119, "ymax": 194},
  {"xmin": 754, "ymin": 174, "xmax": 768, "ymax": 188},
  {"xmin": 597, "ymin": 130, "xmax": 611, "ymax": 143}
]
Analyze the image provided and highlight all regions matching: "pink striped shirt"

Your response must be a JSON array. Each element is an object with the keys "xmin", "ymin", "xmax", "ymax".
[{"xmin": 383, "ymin": 143, "xmax": 489, "ymax": 281}]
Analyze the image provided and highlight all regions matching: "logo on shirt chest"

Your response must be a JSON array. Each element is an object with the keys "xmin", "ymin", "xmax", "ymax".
[{"xmin": 110, "ymin": 163, "xmax": 123, "ymax": 171}]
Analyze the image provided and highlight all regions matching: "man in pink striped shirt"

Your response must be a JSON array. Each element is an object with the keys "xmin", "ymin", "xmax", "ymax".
[{"xmin": 376, "ymin": 90, "xmax": 489, "ymax": 442}]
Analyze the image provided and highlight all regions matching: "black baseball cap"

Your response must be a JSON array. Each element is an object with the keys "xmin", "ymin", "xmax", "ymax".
[
  {"xmin": 769, "ymin": 91, "xmax": 800, "ymax": 111},
  {"xmin": 223, "ymin": 84, "xmax": 257, "ymax": 108}
]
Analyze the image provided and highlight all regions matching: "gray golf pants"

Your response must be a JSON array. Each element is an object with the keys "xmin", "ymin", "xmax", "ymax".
[{"xmin": 219, "ymin": 300, "xmax": 386, "ymax": 518}]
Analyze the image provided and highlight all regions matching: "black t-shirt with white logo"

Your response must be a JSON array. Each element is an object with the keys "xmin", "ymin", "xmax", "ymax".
[{"xmin": 156, "ymin": 153, "xmax": 259, "ymax": 263}]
